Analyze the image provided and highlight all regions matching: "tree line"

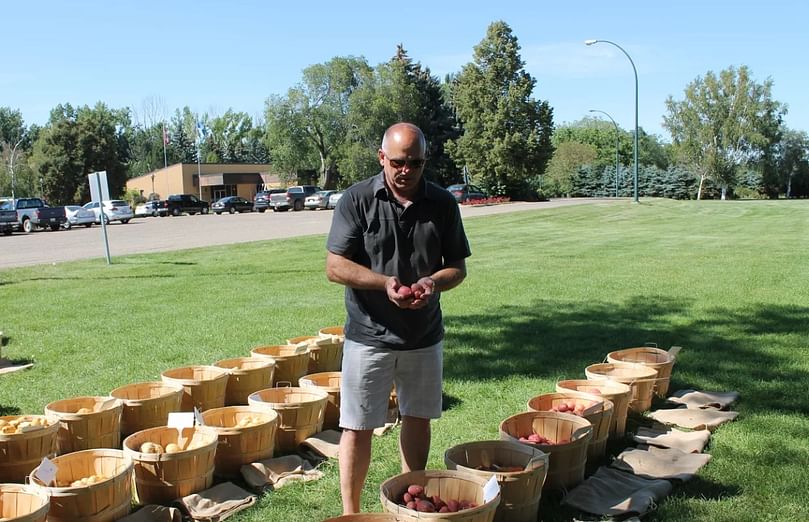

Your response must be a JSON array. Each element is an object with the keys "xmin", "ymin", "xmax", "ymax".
[{"xmin": 2, "ymin": 21, "xmax": 807, "ymax": 205}]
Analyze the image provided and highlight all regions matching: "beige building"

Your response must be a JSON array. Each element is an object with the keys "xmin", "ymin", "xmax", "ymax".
[{"xmin": 126, "ymin": 163, "xmax": 281, "ymax": 202}]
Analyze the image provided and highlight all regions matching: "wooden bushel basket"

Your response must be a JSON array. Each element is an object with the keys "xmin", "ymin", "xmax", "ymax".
[
  {"xmin": 585, "ymin": 362, "xmax": 658, "ymax": 414},
  {"xmin": 526, "ymin": 392, "xmax": 613, "ymax": 467},
  {"xmin": 250, "ymin": 345, "xmax": 309, "ymax": 386},
  {"xmin": 555, "ymin": 379, "xmax": 631, "ymax": 438},
  {"xmin": 247, "ymin": 387, "xmax": 328, "ymax": 453},
  {"xmin": 29, "ymin": 448, "xmax": 132, "ymax": 522},
  {"xmin": 110, "ymin": 381, "xmax": 184, "ymax": 437},
  {"xmin": 0, "ymin": 415, "xmax": 58, "ymax": 483},
  {"xmin": 444, "ymin": 441, "xmax": 548, "ymax": 522},
  {"xmin": 299, "ymin": 372, "xmax": 341, "ymax": 430},
  {"xmin": 318, "ymin": 326, "xmax": 345, "ymax": 339},
  {"xmin": 289, "ymin": 335, "xmax": 343, "ymax": 373},
  {"xmin": 380, "ymin": 469, "xmax": 500, "ymax": 521},
  {"xmin": 213, "ymin": 357, "xmax": 275, "ymax": 406},
  {"xmin": 160, "ymin": 365, "xmax": 229, "ymax": 412},
  {"xmin": 499, "ymin": 412, "xmax": 592, "ymax": 491},
  {"xmin": 0, "ymin": 484, "xmax": 50, "ymax": 522},
  {"xmin": 44, "ymin": 397, "xmax": 123, "ymax": 455},
  {"xmin": 201, "ymin": 406, "xmax": 278, "ymax": 478},
  {"xmin": 607, "ymin": 345, "xmax": 681, "ymax": 398},
  {"xmin": 122, "ymin": 426, "xmax": 218, "ymax": 505}
]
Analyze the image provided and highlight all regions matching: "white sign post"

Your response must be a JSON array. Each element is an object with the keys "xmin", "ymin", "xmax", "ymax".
[{"xmin": 89, "ymin": 171, "xmax": 112, "ymax": 265}]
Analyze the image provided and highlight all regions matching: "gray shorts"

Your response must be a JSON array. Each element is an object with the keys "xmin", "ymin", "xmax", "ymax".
[{"xmin": 339, "ymin": 339, "xmax": 443, "ymax": 430}]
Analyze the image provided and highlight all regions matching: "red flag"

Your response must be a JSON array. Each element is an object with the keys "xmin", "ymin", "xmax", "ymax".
[{"xmin": 162, "ymin": 125, "xmax": 169, "ymax": 145}]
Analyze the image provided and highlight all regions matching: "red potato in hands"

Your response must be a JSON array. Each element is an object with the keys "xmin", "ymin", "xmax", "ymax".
[
  {"xmin": 397, "ymin": 286, "xmax": 413, "ymax": 298},
  {"xmin": 410, "ymin": 282, "xmax": 426, "ymax": 300}
]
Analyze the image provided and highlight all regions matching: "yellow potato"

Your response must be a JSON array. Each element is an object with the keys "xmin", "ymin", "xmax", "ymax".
[
  {"xmin": 165, "ymin": 443, "xmax": 181, "ymax": 453},
  {"xmin": 140, "ymin": 442, "xmax": 164, "ymax": 454},
  {"xmin": 1, "ymin": 425, "xmax": 16, "ymax": 434}
]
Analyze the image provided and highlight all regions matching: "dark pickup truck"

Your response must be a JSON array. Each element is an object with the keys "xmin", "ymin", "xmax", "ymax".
[
  {"xmin": 0, "ymin": 200, "xmax": 17, "ymax": 235},
  {"xmin": 159, "ymin": 194, "xmax": 210, "ymax": 216},
  {"xmin": 4, "ymin": 197, "xmax": 66, "ymax": 233}
]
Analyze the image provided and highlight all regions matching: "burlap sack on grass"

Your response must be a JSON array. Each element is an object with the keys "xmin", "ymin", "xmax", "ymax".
[
  {"xmin": 299, "ymin": 429, "xmax": 341, "ymax": 459},
  {"xmin": 633, "ymin": 425, "xmax": 711, "ymax": 453},
  {"xmin": 648, "ymin": 408, "xmax": 738, "ymax": 431},
  {"xmin": 174, "ymin": 482, "xmax": 256, "ymax": 522},
  {"xmin": 667, "ymin": 389, "xmax": 740, "ymax": 410},
  {"xmin": 119, "ymin": 505, "xmax": 182, "ymax": 522},
  {"xmin": 241, "ymin": 454, "xmax": 324, "ymax": 491},
  {"xmin": 562, "ymin": 466, "xmax": 672, "ymax": 517},
  {"xmin": 612, "ymin": 445, "xmax": 712, "ymax": 481}
]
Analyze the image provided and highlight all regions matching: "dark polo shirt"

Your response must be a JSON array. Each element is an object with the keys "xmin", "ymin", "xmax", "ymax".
[{"xmin": 327, "ymin": 172, "xmax": 471, "ymax": 350}]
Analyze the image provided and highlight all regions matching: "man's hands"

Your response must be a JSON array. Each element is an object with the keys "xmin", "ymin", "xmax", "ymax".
[{"xmin": 386, "ymin": 276, "xmax": 436, "ymax": 309}]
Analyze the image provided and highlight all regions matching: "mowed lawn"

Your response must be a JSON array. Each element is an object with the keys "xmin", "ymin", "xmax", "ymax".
[{"xmin": 1, "ymin": 199, "xmax": 808, "ymax": 521}]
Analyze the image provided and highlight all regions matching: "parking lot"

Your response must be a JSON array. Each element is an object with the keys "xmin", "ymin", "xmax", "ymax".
[{"xmin": 0, "ymin": 199, "xmax": 610, "ymax": 269}]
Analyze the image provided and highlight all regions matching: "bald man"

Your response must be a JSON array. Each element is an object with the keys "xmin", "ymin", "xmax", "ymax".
[{"xmin": 326, "ymin": 122, "xmax": 471, "ymax": 514}]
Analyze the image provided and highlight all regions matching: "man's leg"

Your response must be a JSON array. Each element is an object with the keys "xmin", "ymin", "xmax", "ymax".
[
  {"xmin": 339, "ymin": 428, "xmax": 373, "ymax": 514},
  {"xmin": 399, "ymin": 415, "xmax": 431, "ymax": 472}
]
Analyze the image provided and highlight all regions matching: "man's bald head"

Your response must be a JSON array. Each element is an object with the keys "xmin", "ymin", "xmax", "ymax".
[{"xmin": 381, "ymin": 123, "xmax": 426, "ymax": 154}]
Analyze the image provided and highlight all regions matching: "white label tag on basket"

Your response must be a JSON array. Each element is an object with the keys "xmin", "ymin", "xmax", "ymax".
[
  {"xmin": 193, "ymin": 407, "xmax": 205, "ymax": 426},
  {"xmin": 482, "ymin": 475, "xmax": 500, "ymax": 503},
  {"xmin": 35, "ymin": 456, "xmax": 58, "ymax": 486},
  {"xmin": 168, "ymin": 412, "xmax": 194, "ymax": 429}
]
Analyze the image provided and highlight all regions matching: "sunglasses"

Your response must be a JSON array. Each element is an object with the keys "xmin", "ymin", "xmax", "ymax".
[{"xmin": 386, "ymin": 157, "xmax": 426, "ymax": 169}]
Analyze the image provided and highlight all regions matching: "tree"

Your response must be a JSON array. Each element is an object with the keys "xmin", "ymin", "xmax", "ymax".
[
  {"xmin": 446, "ymin": 21, "xmax": 554, "ymax": 198},
  {"xmin": 544, "ymin": 141, "xmax": 597, "ymax": 196},
  {"xmin": 663, "ymin": 65, "xmax": 785, "ymax": 200},
  {"xmin": 771, "ymin": 128, "xmax": 809, "ymax": 198},
  {"xmin": 207, "ymin": 110, "xmax": 255, "ymax": 163},
  {"xmin": 343, "ymin": 45, "xmax": 460, "ymax": 187},
  {"xmin": 0, "ymin": 107, "xmax": 35, "ymax": 197},
  {"xmin": 29, "ymin": 102, "xmax": 131, "ymax": 204},
  {"xmin": 265, "ymin": 56, "xmax": 372, "ymax": 188}
]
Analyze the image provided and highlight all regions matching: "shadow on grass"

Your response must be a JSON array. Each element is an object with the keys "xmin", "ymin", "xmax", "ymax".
[
  {"xmin": 0, "ymin": 405, "xmax": 21, "ymax": 416},
  {"xmin": 443, "ymin": 297, "xmax": 809, "ymax": 416}
]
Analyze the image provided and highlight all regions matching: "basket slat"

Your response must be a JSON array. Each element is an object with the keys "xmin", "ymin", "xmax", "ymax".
[
  {"xmin": 0, "ymin": 484, "xmax": 50, "ymax": 522},
  {"xmin": 250, "ymin": 345, "xmax": 309, "ymax": 386},
  {"xmin": 160, "ymin": 366, "xmax": 229, "ymax": 412},
  {"xmin": 110, "ymin": 382, "xmax": 184, "ymax": 437},
  {"xmin": 44, "ymin": 397, "xmax": 123, "ymax": 455},
  {"xmin": 585, "ymin": 362, "xmax": 658, "ymax": 414},
  {"xmin": 247, "ymin": 387, "xmax": 328, "ymax": 453},
  {"xmin": 201, "ymin": 406, "xmax": 278, "ymax": 478},
  {"xmin": 607, "ymin": 346, "xmax": 678, "ymax": 398},
  {"xmin": 213, "ymin": 358, "xmax": 275, "ymax": 406}
]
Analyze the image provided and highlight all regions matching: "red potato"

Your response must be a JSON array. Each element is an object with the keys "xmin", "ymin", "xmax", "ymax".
[
  {"xmin": 403, "ymin": 492, "xmax": 413, "ymax": 503},
  {"xmin": 397, "ymin": 286, "xmax": 413, "ymax": 298},
  {"xmin": 439, "ymin": 506, "xmax": 450, "ymax": 513},
  {"xmin": 410, "ymin": 282, "xmax": 426, "ymax": 299},
  {"xmin": 432, "ymin": 495, "xmax": 446, "ymax": 510},
  {"xmin": 416, "ymin": 500, "xmax": 436, "ymax": 512},
  {"xmin": 527, "ymin": 433, "xmax": 542, "ymax": 443},
  {"xmin": 406, "ymin": 501, "xmax": 417, "ymax": 510},
  {"xmin": 406, "ymin": 484, "xmax": 424, "ymax": 497},
  {"xmin": 446, "ymin": 499, "xmax": 460, "ymax": 512}
]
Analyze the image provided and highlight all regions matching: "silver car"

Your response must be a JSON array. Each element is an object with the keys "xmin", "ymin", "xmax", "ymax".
[
  {"xmin": 327, "ymin": 191, "xmax": 344, "ymax": 209},
  {"xmin": 63, "ymin": 205, "xmax": 96, "ymax": 229},
  {"xmin": 83, "ymin": 200, "xmax": 134, "ymax": 224}
]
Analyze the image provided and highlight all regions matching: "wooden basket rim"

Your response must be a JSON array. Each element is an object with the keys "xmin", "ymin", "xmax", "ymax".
[
  {"xmin": 29, "ymin": 448, "xmax": 133, "ymax": 490},
  {"xmin": 44, "ymin": 396, "xmax": 123, "ymax": 416},
  {"xmin": 607, "ymin": 347, "xmax": 676, "ymax": 364},
  {"xmin": 122, "ymin": 425, "xmax": 218, "ymax": 462},
  {"xmin": 110, "ymin": 381, "xmax": 184, "ymax": 401},
  {"xmin": 585, "ymin": 362, "xmax": 658, "ymax": 381},
  {"xmin": 444, "ymin": 439, "xmax": 549, "ymax": 474},
  {"xmin": 380, "ymin": 469, "xmax": 500, "ymax": 517},
  {"xmin": 250, "ymin": 345, "xmax": 307, "ymax": 358},
  {"xmin": 213, "ymin": 357, "xmax": 275, "ymax": 371},
  {"xmin": 247, "ymin": 387, "xmax": 330, "ymax": 406},
  {"xmin": 160, "ymin": 365, "xmax": 229, "ymax": 382},
  {"xmin": 556, "ymin": 378, "xmax": 631, "ymax": 395},
  {"xmin": 201, "ymin": 406, "xmax": 279, "ymax": 432}
]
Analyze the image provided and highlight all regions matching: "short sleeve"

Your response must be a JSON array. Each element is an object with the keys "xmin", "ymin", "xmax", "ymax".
[
  {"xmin": 441, "ymin": 200, "xmax": 471, "ymax": 263},
  {"xmin": 326, "ymin": 191, "xmax": 363, "ymax": 257}
]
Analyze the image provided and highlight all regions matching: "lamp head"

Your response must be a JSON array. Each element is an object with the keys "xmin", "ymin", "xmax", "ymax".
[{"xmin": 584, "ymin": 39, "xmax": 598, "ymax": 46}]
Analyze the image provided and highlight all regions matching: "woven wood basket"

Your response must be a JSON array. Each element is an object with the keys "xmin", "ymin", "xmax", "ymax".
[
  {"xmin": 289, "ymin": 335, "xmax": 343, "ymax": 373},
  {"xmin": 201, "ymin": 406, "xmax": 278, "ymax": 478},
  {"xmin": 299, "ymin": 372, "xmax": 341, "ymax": 430},
  {"xmin": 247, "ymin": 387, "xmax": 328, "ymax": 453},
  {"xmin": 213, "ymin": 357, "xmax": 275, "ymax": 406},
  {"xmin": 29, "ymin": 448, "xmax": 132, "ymax": 522},
  {"xmin": 555, "ymin": 379, "xmax": 631, "ymax": 438},
  {"xmin": 110, "ymin": 381, "xmax": 184, "ymax": 437},
  {"xmin": 526, "ymin": 392, "xmax": 613, "ymax": 467},
  {"xmin": 122, "ymin": 426, "xmax": 218, "ymax": 505},
  {"xmin": 44, "ymin": 397, "xmax": 123, "ymax": 455},
  {"xmin": 380, "ymin": 469, "xmax": 500, "ymax": 521},
  {"xmin": 323, "ymin": 513, "xmax": 401, "ymax": 522},
  {"xmin": 444, "ymin": 441, "xmax": 548, "ymax": 522},
  {"xmin": 606, "ymin": 345, "xmax": 681, "ymax": 398},
  {"xmin": 160, "ymin": 365, "xmax": 229, "ymax": 412},
  {"xmin": 0, "ymin": 484, "xmax": 50, "ymax": 522},
  {"xmin": 585, "ymin": 362, "xmax": 658, "ymax": 414},
  {"xmin": 0, "ymin": 415, "xmax": 58, "ymax": 483},
  {"xmin": 250, "ymin": 345, "xmax": 309, "ymax": 386},
  {"xmin": 318, "ymin": 326, "xmax": 345, "ymax": 339},
  {"xmin": 499, "ymin": 411, "xmax": 592, "ymax": 491}
]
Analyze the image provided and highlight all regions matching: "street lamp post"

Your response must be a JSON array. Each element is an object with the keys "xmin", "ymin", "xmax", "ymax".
[
  {"xmin": 589, "ymin": 109, "xmax": 621, "ymax": 198},
  {"xmin": 585, "ymin": 39, "xmax": 639, "ymax": 203}
]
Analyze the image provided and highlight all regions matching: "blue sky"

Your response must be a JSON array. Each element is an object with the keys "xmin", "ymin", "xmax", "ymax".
[{"xmin": 4, "ymin": 1, "xmax": 806, "ymax": 140}]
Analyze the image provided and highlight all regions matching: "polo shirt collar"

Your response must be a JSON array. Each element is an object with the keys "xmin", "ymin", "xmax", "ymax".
[{"xmin": 373, "ymin": 171, "xmax": 431, "ymax": 202}]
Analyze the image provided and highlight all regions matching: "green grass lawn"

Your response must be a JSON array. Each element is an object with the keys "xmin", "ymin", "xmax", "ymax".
[{"xmin": 1, "ymin": 199, "xmax": 808, "ymax": 521}]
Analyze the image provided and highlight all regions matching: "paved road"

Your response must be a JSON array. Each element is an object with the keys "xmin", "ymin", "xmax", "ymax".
[{"xmin": 0, "ymin": 198, "xmax": 615, "ymax": 269}]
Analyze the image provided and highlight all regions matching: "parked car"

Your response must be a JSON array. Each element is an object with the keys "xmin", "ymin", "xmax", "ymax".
[
  {"xmin": 269, "ymin": 185, "xmax": 322, "ymax": 211},
  {"xmin": 304, "ymin": 190, "xmax": 336, "ymax": 210},
  {"xmin": 253, "ymin": 189, "xmax": 286, "ymax": 213},
  {"xmin": 159, "ymin": 194, "xmax": 210, "ymax": 216},
  {"xmin": 327, "ymin": 191, "xmax": 344, "ymax": 209},
  {"xmin": 212, "ymin": 196, "xmax": 253, "ymax": 214},
  {"xmin": 135, "ymin": 200, "xmax": 166, "ymax": 217},
  {"xmin": 83, "ymin": 200, "xmax": 134, "ymax": 224},
  {"xmin": 0, "ymin": 199, "xmax": 17, "ymax": 235},
  {"xmin": 5, "ymin": 197, "xmax": 66, "ymax": 232},
  {"xmin": 63, "ymin": 205, "xmax": 96, "ymax": 229},
  {"xmin": 446, "ymin": 184, "xmax": 488, "ymax": 203}
]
